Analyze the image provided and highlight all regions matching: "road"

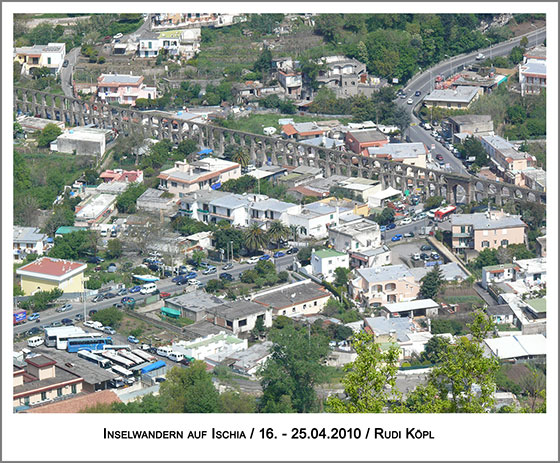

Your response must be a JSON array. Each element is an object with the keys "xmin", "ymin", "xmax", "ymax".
[
  {"xmin": 14, "ymin": 254, "xmax": 298, "ymax": 335},
  {"xmin": 60, "ymin": 47, "xmax": 80, "ymax": 98},
  {"xmin": 397, "ymin": 27, "xmax": 547, "ymax": 176}
]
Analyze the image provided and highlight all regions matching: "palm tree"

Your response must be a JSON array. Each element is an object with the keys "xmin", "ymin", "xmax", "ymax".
[
  {"xmin": 267, "ymin": 220, "xmax": 290, "ymax": 249},
  {"xmin": 244, "ymin": 223, "xmax": 267, "ymax": 252},
  {"xmin": 289, "ymin": 224, "xmax": 303, "ymax": 242},
  {"xmin": 231, "ymin": 146, "xmax": 250, "ymax": 168}
]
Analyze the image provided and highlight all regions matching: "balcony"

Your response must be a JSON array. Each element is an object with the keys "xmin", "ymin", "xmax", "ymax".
[{"xmin": 453, "ymin": 232, "xmax": 472, "ymax": 238}]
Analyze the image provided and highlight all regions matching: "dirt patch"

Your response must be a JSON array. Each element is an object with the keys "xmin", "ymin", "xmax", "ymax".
[
  {"xmin": 118, "ymin": 314, "xmax": 175, "ymax": 345},
  {"xmin": 503, "ymin": 363, "xmax": 532, "ymax": 383},
  {"xmin": 507, "ymin": 19, "xmax": 546, "ymax": 37}
]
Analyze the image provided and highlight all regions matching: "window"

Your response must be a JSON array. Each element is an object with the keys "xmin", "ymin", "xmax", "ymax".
[
  {"xmin": 41, "ymin": 392, "xmax": 47, "ymax": 401},
  {"xmin": 239, "ymin": 319, "xmax": 247, "ymax": 327},
  {"xmin": 24, "ymin": 397, "xmax": 30, "ymax": 406},
  {"xmin": 501, "ymin": 239, "xmax": 509, "ymax": 246},
  {"xmin": 171, "ymin": 182, "xmax": 177, "ymax": 188},
  {"xmin": 482, "ymin": 241, "xmax": 490, "ymax": 248},
  {"xmin": 226, "ymin": 209, "xmax": 231, "ymax": 217},
  {"xmin": 330, "ymin": 214, "xmax": 334, "ymax": 219},
  {"xmin": 314, "ymin": 301, "xmax": 318, "ymax": 306},
  {"xmin": 461, "ymin": 226, "xmax": 466, "ymax": 233},
  {"xmin": 356, "ymin": 242, "xmax": 359, "ymax": 249},
  {"xmin": 57, "ymin": 388, "xmax": 63, "ymax": 397},
  {"xmin": 292, "ymin": 307, "xmax": 296, "ymax": 312},
  {"xmin": 283, "ymin": 310, "xmax": 286, "ymax": 315},
  {"xmin": 71, "ymin": 384, "xmax": 77, "ymax": 394},
  {"xmin": 148, "ymin": 41, "xmax": 152, "ymax": 49},
  {"xmin": 47, "ymin": 57, "xmax": 51, "ymax": 65},
  {"xmin": 502, "ymin": 229, "xmax": 508, "ymax": 235}
]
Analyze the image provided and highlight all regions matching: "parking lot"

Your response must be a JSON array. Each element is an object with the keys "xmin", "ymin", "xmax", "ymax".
[{"xmin": 388, "ymin": 238, "xmax": 443, "ymax": 267}]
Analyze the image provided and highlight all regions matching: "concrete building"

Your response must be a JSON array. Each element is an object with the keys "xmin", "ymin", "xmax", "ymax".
[
  {"xmin": 481, "ymin": 263, "xmax": 520, "ymax": 290},
  {"xmin": 311, "ymin": 249, "xmax": 349, "ymax": 282},
  {"xmin": 13, "ymin": 355, "xmax": 83, "ymax": 411},
  {"xmin": 206, "ymin": 300, "xmax": 273, "ymax": 335},
  {"xmin": 227, "ymin": 341, "xmax": 273, "ymax": 378},
  {"xmin": 451, "ymin": 211, "xmax": 526, "ymax": 254},
  {"xmin": 138, "ymin": 28, "xmax": 201, "ymax": 59},
  {"xmin": 179, "ymin": 190, "xmax": 229, "ymax": 222},
  {"xmin": 158, "ymin": 158, "xmax": 241, "ymax": 198},
  {"xmin": 423, "ymin": 86, "xmax": 483, "ymax": 109},
  {"xmin": 17, "ymin": 116, "xmax": 65, "ymax": 133},
  {"xmin": 345, "ymin": 128, "xmax": 389, "ymax": 155},
  {"xmin": 499, "ymin": 293, "xmax": 547, "ymax": 336},
  {"xmin": 281, "ymin": 121, "xmax": 326, "ymax": 141},
  {"xmin": 350, "ymin": 264, "xmax": 420, "ymax": 306},
  {"xmin": 249, "ymin": 198, "xmax": 300, "ymax": 229},
  {"xmin": 479, "ymin": 135, "xmax": 535, "ymax": 179},
  {"xmin": 99, "ymin": 169, "xmax": 143, "ymax": 184},
  {"xmin": 382, "ymin": 299, "xmax": 440, "ymax": 318},
  {"xmin": 448, "ymin": 115, "xmax": 494, "ymax": 140},
  {"xmin": 14, "ymin": 43, "xmax": 66, "ymax": 76},
  {"xmin": 16, "ymin": 257, "xmax": 87, "ymax": 296},
  {"xmin": 13, "ymin": 227, "xmax": 48, "ymax": 260},
  {"xmin": 349, "ymin": 245, "xmax": 391, "ymax": 269},
  {"xmin": 521, "ymin": 168, "xmax": 546, "ymax": 192},
  {"xmin": 483, "ymin": 258, "xmax": 546, "ymax": 295},
  {"xmin": 97, "ymin": 74, "xmax": 157, "ymax": 106},
  {"xmin": 485, "ymin": 304, "xmax": 516, "ymax": 326},
  {"xmin": 519, "ymin": 46, "xmax": 546, "ymax": 96},
  {"xmin": 252, "ymin": 280, "xmax": 331, "ymax": 317},
  {"xmin": 335, "ymin": 177, "xmax": 381, "ymax": 202},
  {"xmin": 164, "ymin": 292, "xmax": 223, "ymax": 321},
  {"xmin": 286, "ymin": 202, "xmax": 342, "ymax": 239},
  {"xmin": 171, "ymin": 332, "xmax": 247, "ymax": 361},
  {"xmin": 328, "ymin": 218, "xmax": 381, "ymax": 253},
  {"xmin": 409, "ymin": 262, "xmax": 469, "ymax": 283},
  {"xmin": 52, "ymin": 127, "xmax": 113, "ymax": 158},
  {"xmin": 364, "ymin": 316, "xmax": 415, "ymax": 343},
  {"xmin": 136, "ymin": 188, "xmax": 178, "ymax": 214},
  {"xmin": 484, "ymin": 334, "xmax": 546, "ymax": 362},
  {"xmin": 367, "ymin": 142, "xmax": 428, "ymax": 169},
  {"xmin": 277, "ymin": 69, "xmax": 303, "ymax": 98},
  {"xmin": 74, "ymin": 194, "xmax": 117, "ymax": 227}
]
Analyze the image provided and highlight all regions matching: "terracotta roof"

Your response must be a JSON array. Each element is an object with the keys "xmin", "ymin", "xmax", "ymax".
[
  {"xmin": 24, "ymin": 390, "xmax": 121, "ymax": 413},
  {"xmin": 17, "ymin": 257, "xmax": 86, "ymax": 277},
  {"xmin": 282, "ymin": 124, "xmax": 298, "ymax": 136}
]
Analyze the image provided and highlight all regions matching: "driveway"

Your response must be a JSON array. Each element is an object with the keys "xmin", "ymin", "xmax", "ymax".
[{"xmin": 60, "ymin": 47, "xmax": 80, "ymax": 98}]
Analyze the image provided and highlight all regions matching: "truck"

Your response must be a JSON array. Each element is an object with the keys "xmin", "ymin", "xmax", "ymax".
[{"xmin": 13, "ymin": 310, "xmax": 27, "ymax": 326}]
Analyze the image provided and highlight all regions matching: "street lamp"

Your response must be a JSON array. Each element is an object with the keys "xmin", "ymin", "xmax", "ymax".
[{"xmin": 230, "ymin": 241, "xmax": 233, "ymax": 263}]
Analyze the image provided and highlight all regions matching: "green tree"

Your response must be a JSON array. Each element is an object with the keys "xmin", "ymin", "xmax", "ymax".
[
  {"xmin": 244, "ymin": 223, "xmax": 268, "ymax": 252},
  {"xmin": 458, "ymin": 136, "xmax": 489, "ymax": 168},
  {"xmin": 191, "ymin": 249, "xmax": 206, "ymax": 267},
  {"xmin": 259, "ymin": 324, "xmax": 330, "ymax": 413},
  {"xmin": 424, "ymin": 195, "xmax": 444, "ymax": 210},
  {"xmin": 421, "ymin": 335, "xmax": 451, "ymax": 364},
  {"xmin": 420, "ymin": 265, "xmax": 445, "ymax": 299},
  {"xmin": 372, "ymin": 207, "xmax": 395, "ymax": 225},
  {"xmin": 326, "ymin": 331, "xmax": 402, "ymax": 413},
  {"xmin": 20, "ymin": 288, "xmax": 63, "ymax": 311},
  {"xmin": 219, "ymin": 391, "xmax": 257, "ymax": 413},
  {"xmin": 106, "ymin": 239, "xmax": 123, "ymax": 259},
  {"xmin": 229, "ymin": 146, "xmax": 250, "ymax": 168},
  {"xmin": 356, "ymin": 40, "xmax": 369, "ymax": 65},
  {"xmin": 116, "ymin": 183, "xmax": 147, "ymax": 214},
  {"xmin": 49, "ymin": 230, "xmax": 94, "ymax": 260},
  {"xmin": 333, "ymin": 267, "xmax": 351, "ymax": 288},
  {"xmin": 37, "ymin": 123, "xmax": 62, "ymax": 147},
  {"xmin": 213, "ymin": 227, "xmax": 245, "ymax": 258},
  {"xmin": 267, "ymin": 220, "xmax": 289, "ymax": 249},
  {"xmin": 206, "ymin": 279, "xmax": 225, "ymax": 293},
  {"xmin": 520, "ymin": 36, "xmax": 529, "ymax": 48},
  {"xmin": 508, "ymin": 46, "xmax": 524, "ymax": 65},
  {"xmin": 520, "ymin": 366, "xmax": 546, "ymax": 412},
  {"xmin": 158, "ymin": 362, "xmax": 220, "ymax": 413},
  {"xmin": 92, "ymin": 307, "xmax": 124, "ymax": 328},
  {"xmin": 472, "ymin": 248, "xmax": 499, "ymax": 269},
  {"xmin": 253, "ymin": 45, "xmax": 272, "ymax": 74}
]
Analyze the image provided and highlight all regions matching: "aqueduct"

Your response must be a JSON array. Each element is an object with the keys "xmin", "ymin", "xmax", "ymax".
[{"xmin": 14, "ymin": 87, "xmax": 546, "ymax": 206}]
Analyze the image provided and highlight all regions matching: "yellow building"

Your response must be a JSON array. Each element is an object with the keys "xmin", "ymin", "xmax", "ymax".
[{"xmin": 16, "ymin": 257, "xmax": 87, "ymax": 295}]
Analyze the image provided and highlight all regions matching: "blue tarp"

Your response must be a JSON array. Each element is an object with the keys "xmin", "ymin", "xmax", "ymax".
[
  {"xmin": 132, "ymin": 275, "xmax": 160, "ymax": 282},
  {"xmin": 141, "ymin": 360, "xmax": 166, "ymax": 374},
  {"xmin": 198, "ymin": 148, "xmax": 213, "ymax": 155},
  {"xmin": 210, "ymin": 182, "xmax": 221, "ymax": 190}
]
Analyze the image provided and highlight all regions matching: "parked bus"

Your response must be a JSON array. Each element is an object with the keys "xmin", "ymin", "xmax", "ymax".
[
  {"xmin": 100, "ymin": 351, "xmax": 135, "ymax": 369},
  {"xmin": 132, "ymin": 349, "xmax": 155, "ymax": 363},
  {"xmin": 117, "ymin": 349, "xmax": 144, "ymax": 365},
  {"xmin": 111, "ymin": 364, "xmax": 134, "ymax": 379},
  {"xmin": 44, "ymin": 327, "xmax": 86, "ymax": 349},
  {"xmin": 67, "ymin": 336, "xmax": 113, "ymax": 353},
  {"xmin": 77, "ymin": 350, "xmax": 112, "ymax": 369},
  {"xmin": 434, "ymin": 205, "xmax": 457, "ymax": 222}
]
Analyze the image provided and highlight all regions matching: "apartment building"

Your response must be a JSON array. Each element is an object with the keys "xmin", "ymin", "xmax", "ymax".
[
  {"xmin": 310, "ymin": 249, "xmax": 350, "ymax": 282},
  {"xmin": 97, "ymin": 74, "xmax": 157, "ymax": 106},
  {"xmin": 451, "ymin": 210, "xmax": 526, "ymax": 254},
  {"xmin": 158, "ymin": 158, "xmax": 241, "ymax": 198},
  {"xmin": 14, "ymin": 43, "xmax": 66, "ymax": 76},
  {"xmin": 16, "ymin": 257, "xmax": 87, "ymax": 295},
  {"xmin": 366, "ymin": 142, "xmax": 428, "ymax": 168},
  {"xmin": 137, "ymin": 29, "xmax": 201, "ymax": 59},
  {"xmin": 479, "ymin": 135, "xmax": 536, "ymax": 180},
  {"xmin": 328, "ymin": 218, "xmax": 381, "ymax": 253},
  {"xmin": 286, "ymin": 202, "xmax": 342, "ymax": 239},
  {"xmin": 350, "ymin": 264, "xmax": 420, "ymax": 306},
  {"xmin": 248, "ymin": 198, "xmax": 300, "ymax": 229},
  {"xmin": 519, "ymin": 46, "xmax": 546, "ymax": 97},
  {"xmin": 13, "ymin": 227, "xmax": 48, "ymax": 261},
  {"xmin": 423, "ymin": 86, "xmax": 483, "ymax": 109},
  {"xmin": 345, "ymin": 128, "xmax": 389, "ymax": 155}
]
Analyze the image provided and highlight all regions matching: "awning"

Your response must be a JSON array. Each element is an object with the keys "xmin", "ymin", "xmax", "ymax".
[{"xmin": 161, "ymin": 307, "xmax": 181, "ymax": 318}]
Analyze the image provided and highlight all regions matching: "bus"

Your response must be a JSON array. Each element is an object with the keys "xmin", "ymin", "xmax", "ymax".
[
  {"xmin": 132, "ymin": 349, "xmax": 155, "ymax": 363},
  {"xmin": 434, "ymin": 205, "xmax": 457, "ymax": 222},
  {"xmin": 111, "ymin": 364, "xmax": 134, "ymax": 379},
  {"xmin": 100, "ymin": 351, "xmax": 135, "ymax": 369},
  {"xmin": 44, "ymin": 327, "xmax": 86, "ymax": 349},
  {"xmin": 67, "ymin": 336, "xmax": 113, "ymax": 353},
  {"xmin": 117, "ymin": 349, "xmax": 144, "ymax": 365},
  {"xmin": 77, "ymin": 350, "xmax": 112, "ymax": 369}
]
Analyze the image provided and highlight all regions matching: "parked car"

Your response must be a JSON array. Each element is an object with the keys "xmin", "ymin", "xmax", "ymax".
[
  {"xmin": 61, "ymin": 318, "xmax": 73, "ymax": 326},
  {"xmin": 420, "ymin": 253, "xmax": 430, "ymax": 261},
  {"xmin": 28, "ymin": 313, "xmax": 40, "ymax": 322},
  {"xmin": 103, "ymin": 327, "xmax": 116, "ymax": 335},
  {"xmin": 431, "ymin": 252, "xmax": 441, "ymax": 260},
  {"xmin": 391, "ymin": 234, "xmax": 403, "ymax": 242},
  {"xmin": 172, "ymin": 275, "xmax": 183, "ymax": 282},
  {"xmin": 286, "ymin": 247, "xmax": 299, "ymax": 255},
  {"xmin": 386, "ymin": 223, "xmax": 396, "ymax": 230},
  {"xmin": 476, "ymin": 53, "xmax": 485, "ymax": 60},
  {"xmin": 113, "ymin": 303, "xmax": 123, "ymax": 309},
  {"xmin": 380, "ymin": 225, "xmax": 387, "ymax": 232},
  {"xmin": 420, "ymin": 245, "xmax": 433, "ymax": 251},
  {"xmin": 104, "ymin": 292, "xmax": 117, "ymax": 300},
  {"xmin": 107, "ymin": 264, "xmax": 117, "ymax": 273},
  {"xmin": 435, "ymin": 154, "xmax": 444, "ymax": 161},
  {"xmin": 404, "ymin": 232, "xmax": 415, "ymax": 238},
  {"xmin": 51, "ymin": 321, "xmax": 63, "ymax": 327},
  {"xmin": 148, "ymin": 263, "xmax": 160, "ymax": 272},
  {"xmin": 113, "ymin": 32, "xmax": 123, "ymax": 39},
  {"xmin": 202, "ymin": 267, "xmax": 217, "ymax": 275},
  {"xmin": 56, "ymin": 303, "xmax": 73, "ymax": 313},
  {"xmin": 88, "ymin": 310, "xmax": 98, "ymax": 317},
  {"xmin": 154, "ymin": 377, "xmax": 166, "ymax": 383},
  {"xmin": 400, "ymin": 218, "xmax": 412, "ymax": 225},
  {"xmin": 62, "ymin": 59, "xmax": 69, "ymax": 67},
  {"xmin": 273, "ymin": 251, "xmax": 285, "ymax": 258},
  {"xmin": 83, "ymin": 320, "xmax": 96, "ymax": 328},
  {"xmin": 117, "ymin": 288, "xmax": 128, "ymax": 296},
  {"xmin": 219, "ymin": 273, "xmax": 234, "ymax": 281},
  {"xmin": 189, "ymin": 279, "xmax": 201, "ymax": 286},
  {"xmin": 412, "ymin": 253, "xmax": 421, "ymax": 261},
  {"xmin": 222, "ymin": 263, "xmax": 234, "ymax": 270},
  {"xmin": 160, "ymin": 291, "xmax": 171, "ymax": 299},
  {"xmin": 175, "ymin": 275, "xmax": 189, "ymax": 285},
  {"xmin": 92, "ymin": 294, "xmax": 104, "ymax": 303},
  {"xmin": 185, "ymin": 272, "xmax": 198, "ymax": 279},
  {"xmin": 27, "ymin": 327, "xmax": 41, "ymax": 336},
  {"xmin": 129, "ymin": 286, "xmax": 142, "ymax": 293},
  {"xmin": 128, "ymin": 335, "xmax": 140, "ymax": 344},
  {"xmin": 247, "ymin": 256, "xmax": 261, "ymax": 264},
  {"xmin": 199, "ymin": 261, "xmax": 210, "ymax": 268},
  {"xmin": 407, "ymin": 98, "xmax": 414, "ymax": 105},
  {"xmin": 259, "ymin": 254, "xmax": 270, "ymax": 261},
  {"xmin": 88, "ymin": 256, "xmax": 104, "ymax": 264},
  {"xmin": 74, "ymin": 313, "xmax": 84, "ymax": 321}
]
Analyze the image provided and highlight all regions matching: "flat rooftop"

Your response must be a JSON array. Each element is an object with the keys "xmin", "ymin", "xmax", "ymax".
[
  {"xmin": 329, "ymin": 218, "xmax": 379, "ymax": 237},
  {"xmin": 451, "ymin": 212, "xmax": 525, "ymax": 230},
  {"xmin": 424, "ymin": 86, "xmax": 481, "ymax": 103},
  {"xmin": 253, "ymin": 280, "xmax": 330, "ymax": 309},
  {"xmin": 166, "ymin": 291, "xmax": 223, "ymax": 313},
  {"xmin": 213, "ymin": 300, "xmax": 269, "ymax": 320}
]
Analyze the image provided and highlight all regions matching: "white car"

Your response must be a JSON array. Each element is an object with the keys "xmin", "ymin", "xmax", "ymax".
[
  {"xmin": 407, "ymin": 98, "xmax": 414, "ymax": 105},
  {"xmin": 247, "ymin": 256, "xmax": 260, "ymax": 264},
  {"xmin": 113, "ymin": 33, "xmax": 123, "ymax": 39},
  {"xmin": 412, "ymin": 253, "xmax": 421, "ymax": 261},
  {"xmin": 83, "ymin": 320, "xmax": 96, "ymax": 328},
  {"xmin": 188, "ymin": 279, "xmax": 201, "ymax": 286},
  {"xmin": 400, "ymin": 218, "xmax": 412, "ymax": 225}
]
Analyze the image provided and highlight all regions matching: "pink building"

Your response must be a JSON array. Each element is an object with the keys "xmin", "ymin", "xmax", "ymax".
[
  {"xmin": 99, "ymin": 169, "xmax": 143, "ymax": 184},
  {"xmin": 97, "ymin": 74, "xmax": 157, "ymax": 106}
]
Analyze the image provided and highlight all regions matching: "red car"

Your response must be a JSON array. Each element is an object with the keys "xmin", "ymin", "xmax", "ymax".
[{"xmin": 160, "ymin": 292, "xmax": 171, "ymax": 299}]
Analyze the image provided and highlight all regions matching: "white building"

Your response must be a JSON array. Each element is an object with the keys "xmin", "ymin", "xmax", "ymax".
[
  {"xmin": 328, "ymin": 218, "xmax": 381, "ymax": 253},
  {"xmin": 13, "ymin": 227, "xmax": 48, "ymax": 261},
  {"xmin": 382, "ymin": 299, "xmax": 440, "ymax": 318},
  {"xmin": 74, "ymin": 194, "xmax": 117, "ymax": 227},
  {"xmin": 171, "ymin": 332, "xmax": 247, "ymax": 361},
  {"xmin": 14, "ymin": 43, "xmax": 66, "ymax": 76},
  {"xmin": 138, "ymin": 29, "xmax": 201, "ymax": 59},
  {"xmin": 51, "ymin": 127, "xmax": 113, "ymax": 159},
  {"xmin": 287, "ymin": 202, "xmax": 341, "ymax": 239},
  {"xmin": 519, "ymin": 46, "xmax": 546, "ymax": 97},
  {"xmin": 484, "ymin": 334, "xmax": 546, "ymax": 361},
  {"xmin": 311, "ymin": 249, "xmax": 349, "ymax": 282},
  {"xmin": 249, "ymin": 198, "xmax": 300, "ymax": 229}
]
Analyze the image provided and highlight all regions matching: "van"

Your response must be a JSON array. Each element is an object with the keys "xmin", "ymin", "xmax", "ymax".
[
  {"xmin": 156, "ymin": 346, "xmax": 172, "ymax": 358},
  {"xmin": 168, "ymin": 351, "xmax": 184, "ymax": 362},
  {"xmin": 91, "ymin": 321, "xmax": 103, "ymax": 330},
  {"xmin": 27, "ymin": 336, "xmax": 44, "ymax": 348},
  {"xmin": 140, "ymin": 283, "xmax": 158, "ymax": 295}
]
